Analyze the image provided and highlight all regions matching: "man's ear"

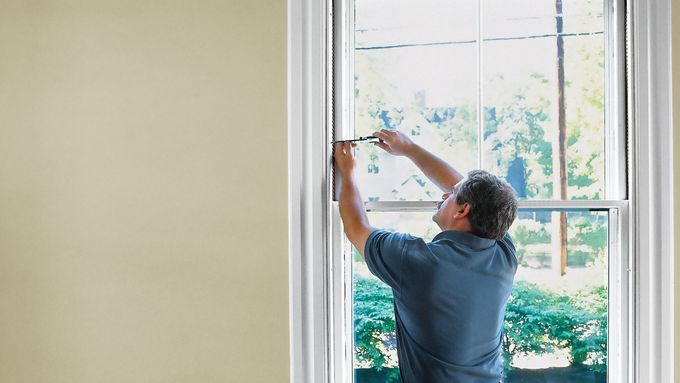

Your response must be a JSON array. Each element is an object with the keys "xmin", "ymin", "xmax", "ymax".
[{"xmin": 455, "ymin": 203, "xmax": 471, "ymax": 219}]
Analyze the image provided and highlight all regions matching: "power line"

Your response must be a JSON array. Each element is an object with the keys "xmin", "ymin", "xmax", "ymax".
[{"xmin": 355, "ymin": 31, "xmax": 604, "ymax": 51}]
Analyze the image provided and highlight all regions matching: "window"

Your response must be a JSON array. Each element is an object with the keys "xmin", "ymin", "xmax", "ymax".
[
  {"xmin": 345, "ymin": 1, "xmax": 624, "ymax": 381},
  {"xmin": 288, "ymin": 0, "xmax": 674, "ymax": 382}
]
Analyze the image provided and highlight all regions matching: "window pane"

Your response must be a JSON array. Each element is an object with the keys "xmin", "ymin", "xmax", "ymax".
[
  {"xmin": 354, "ymin": 0, "xmax": 478, "ymax": 202},
  {"xmin": 482, "ymin": 0, "xmax": 605, "ymax": 200},
  {"xmin": 352, "ymin": 0, "xmax": 607, "ymax": 202},
  {"xmin": 353, "ymin": 210, "xmax": 608, "ymax": 382}
]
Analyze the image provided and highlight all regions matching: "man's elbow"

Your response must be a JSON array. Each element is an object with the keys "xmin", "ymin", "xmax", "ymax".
[{"xmin": 343, "ymin": 227, "xmax": 362, "ymax": 246}]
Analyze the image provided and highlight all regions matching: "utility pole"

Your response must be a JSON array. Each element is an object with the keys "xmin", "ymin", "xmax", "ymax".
[{"xmin": 552, "ymin": 0, "xmax": 568, "ymax": 276}]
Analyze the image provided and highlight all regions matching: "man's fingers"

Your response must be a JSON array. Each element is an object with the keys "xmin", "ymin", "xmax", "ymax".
[
  {"xmin": 338, "ymin": 141, "xmax": 351, "ymax": 157},
  {"xmin": 334, "ymin": 142, "xmax": 346, "ymax": 160},
  {"xmin": 373, "ymin": 142, "xmax": 390, "ymax": 152},
  {"xmin": 373, "ymin": 130, "xmax": 390, "ymax": 140},
  {"xmin": 334, "ymin": 141, "xmax": 357, "ymax": 161}
]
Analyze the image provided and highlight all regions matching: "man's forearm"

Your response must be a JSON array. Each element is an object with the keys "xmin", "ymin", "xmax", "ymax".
[
  {"xmin": 406, "ymin": 144, "xmax": 464, "ymax": 192},
  {"xmin": 338, "ymin": 172, "xmax": 371, "ymax": 236}
]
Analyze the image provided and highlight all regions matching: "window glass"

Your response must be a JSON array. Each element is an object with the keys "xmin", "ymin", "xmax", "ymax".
[
  {"xmin": 354, "ymin": 0, "xmax": 478, "ymax": 201},
  {"xmin": 482, "ymin": 0, "xmax": 605, "ymax": 200},
  {"xmin": 562, "ymin": 0, "xmax": 605, "ymax": 34},
  {"xmin": 354, "ymin": 0, "xmax": 606, "ymax": 201}
]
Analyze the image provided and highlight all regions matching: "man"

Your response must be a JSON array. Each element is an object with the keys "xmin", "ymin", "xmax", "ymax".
[{"xmin": 334, "ymin": 129, "xmax": 518, "ymax": 383}]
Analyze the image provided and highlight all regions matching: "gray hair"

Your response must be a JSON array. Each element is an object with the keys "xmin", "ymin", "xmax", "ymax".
[{"xmin": 454, "ymin": 170, "xmax": 518, "ymax": 240}]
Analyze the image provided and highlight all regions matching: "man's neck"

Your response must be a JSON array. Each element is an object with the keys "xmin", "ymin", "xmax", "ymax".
[{"xmin": 443, "ymin": 220, "xmax": 473, "ymax": 233}]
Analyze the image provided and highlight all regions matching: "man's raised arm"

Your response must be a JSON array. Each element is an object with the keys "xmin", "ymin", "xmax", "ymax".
[
  {"xmin": 373, "ymin": 129, "xmax": 465, "ymax": 192},
  {"xmin": 334, "ymin": 142, "xmax": 376, "ymax": 259}
]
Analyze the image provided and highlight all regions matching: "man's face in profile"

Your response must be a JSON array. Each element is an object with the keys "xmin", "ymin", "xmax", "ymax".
[{"xmin": 432, "ymin": 178, "xmax": 465, "ymax": 230}]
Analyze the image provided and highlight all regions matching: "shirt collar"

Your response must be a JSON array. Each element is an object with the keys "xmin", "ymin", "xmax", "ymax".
[{"xmin": 432, "ymin": 230, "xmax": 496, "ymax": 249}]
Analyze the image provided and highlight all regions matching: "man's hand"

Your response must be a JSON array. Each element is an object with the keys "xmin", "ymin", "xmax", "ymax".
[
  {"xmin": 334, "ymin": 141, "xmax": 357, "ymax": 176},
  {"xmin": 372, "ymin": 129, "xmax": 416, "ymax": 156}
]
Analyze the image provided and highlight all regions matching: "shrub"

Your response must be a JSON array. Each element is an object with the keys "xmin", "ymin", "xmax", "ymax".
[
  {"xmin": 503, "ymin": 281, "xmax": 607, "ymax": 373},
  {"xmin": 353, "ymin": 276, "xmax": 397, "ymax": 369}
]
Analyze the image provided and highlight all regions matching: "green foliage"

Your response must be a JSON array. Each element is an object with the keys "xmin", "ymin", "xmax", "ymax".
[
  {"xmin": 567, "ymin": 213, "xmax": 608, "ymax": 266},
  {"xmin": 483, "ymin": 85, "xmax": 555, "ymax": 199},
  {"xmin": 565, "ymin": 38, "xmax": 606, "ymax": 200},
  {"xmin": 510, "ymin": 213, "xmax": 607, "ymax": 268},
  {"xmin": 353, "ymin": 276, "xmax": 398, "ymax": 370},
  {"xmin": 503, "ymin": 281, "xmax": 607, "ymax": 373},
  {"xmin": 569, "ymin": 215, "xmax": 607, "ymax": 248},
  {"xmin": 511, "ymin": 219, "xmax": 551, "ymax": 265}
]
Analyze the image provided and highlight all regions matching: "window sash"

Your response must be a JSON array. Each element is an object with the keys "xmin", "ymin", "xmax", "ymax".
[
  {"xmin": 340, "ymin": 0, "xmax": 628, "ymax": 203},
  {"xmin": 337, "ymin": 204, "xmax": 630, "ymax": 383}
]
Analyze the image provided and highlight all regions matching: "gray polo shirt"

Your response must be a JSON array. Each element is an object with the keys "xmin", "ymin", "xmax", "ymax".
[{"xmin": 364, "ymin": 229, "xmax": 517, "ymax": 383}]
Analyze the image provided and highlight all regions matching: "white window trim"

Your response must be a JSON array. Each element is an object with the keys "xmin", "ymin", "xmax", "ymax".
[
  {"xmin": 627, "ymin": 1, "xmax": 674, "ymax": 381},
  {"xmin": 287, "ymin": 0, "xmax": 674, "ymax": 382}
]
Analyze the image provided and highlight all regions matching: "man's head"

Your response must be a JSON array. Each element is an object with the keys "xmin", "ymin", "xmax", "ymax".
[{"xmin": 432, "ymin": 170, "xmax": 518, "ymax": 240}]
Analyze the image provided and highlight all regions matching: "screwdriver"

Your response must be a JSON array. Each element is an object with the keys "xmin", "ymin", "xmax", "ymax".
[{"xmin": 331, "ymin": 135, "xmax": 380, "ymax": 144}]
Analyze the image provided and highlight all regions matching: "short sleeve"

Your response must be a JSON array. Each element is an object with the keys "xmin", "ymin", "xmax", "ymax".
[
  {"xmin": 500, "ymin": 232, "xmax": 518, "ymax": 270},
  {"xmin": 363, "ymin": 229, "xmax": 412, "ymax": 292},
  {"xmin": 501, "ymin": 231, "xmax": 516, "ymax": 253}
]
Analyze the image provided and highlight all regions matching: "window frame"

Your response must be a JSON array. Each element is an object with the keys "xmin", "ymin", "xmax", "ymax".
[{"xmin": 287, "ymin": 0, "xmax": 674, "ymax": 382}]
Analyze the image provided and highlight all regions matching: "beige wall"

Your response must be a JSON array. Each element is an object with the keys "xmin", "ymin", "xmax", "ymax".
[{"xmin": 0, "ymin": 1, "xmax": 288, "ymax": 382}]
